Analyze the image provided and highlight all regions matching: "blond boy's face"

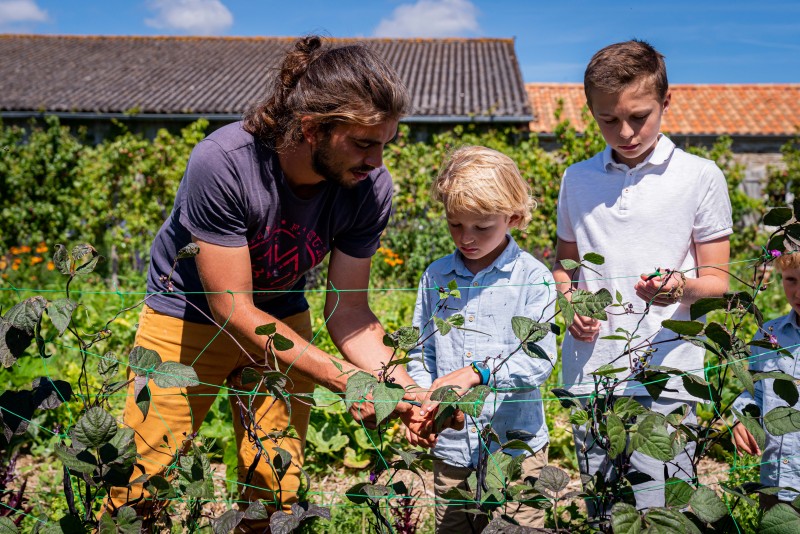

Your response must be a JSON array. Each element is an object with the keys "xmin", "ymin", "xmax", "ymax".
[
  {"xmin": 781, "ymin": 267, "xmax": 800, "ymax": 322},
  {"xmin": 589, "ymin": 80, "xmax": 670, "ymax": 168},
  {"xmin": 446, "ymin": 209, "xmax": 517, "ymax": 274}
]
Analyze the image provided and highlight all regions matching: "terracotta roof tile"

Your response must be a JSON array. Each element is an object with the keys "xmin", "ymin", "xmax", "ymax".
[
  {"xmin": 526, "ymin": 83, "xmax": 800, "ymax": 136},
  {"xmin": 0, "ymin": 34, "xmax": 532, "ymax": 121}
]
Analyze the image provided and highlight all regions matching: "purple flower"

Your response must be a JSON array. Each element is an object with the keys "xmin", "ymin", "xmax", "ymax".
[
  {"xmin": 369, "ymin": 470, "xmax": 378, "ymax": 484},
  {"xmin": 770, "ymin": 250, "xmax": 782, "ymax": 258},
  {"xmin": 769, "ymin": 333, "xmax": 779, "ymax": 346}
]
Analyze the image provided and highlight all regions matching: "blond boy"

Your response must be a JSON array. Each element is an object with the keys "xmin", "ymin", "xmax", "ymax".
[
  {"xmin": 553, "ymin": 40, "xmax": 733, "ymax": 512},
  {"xmin": 407, "ymin": 146, "xmax": 557, "ymax": 531}
]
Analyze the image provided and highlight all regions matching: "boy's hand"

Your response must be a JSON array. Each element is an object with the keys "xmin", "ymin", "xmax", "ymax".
[
  {"xmin": 634, "ymin": 270, "xmax": 684, "ymax": 306},
  {"xmin": 569, "ymin": 314, "xmax": 601, "ymax": 342},
  {"xmin": 419, "ymin": 366, "xmax": 482, "ymax": 418},
  {"xmin": 732, "ymin": 422, "xmax": 762, "ymax": 456}
]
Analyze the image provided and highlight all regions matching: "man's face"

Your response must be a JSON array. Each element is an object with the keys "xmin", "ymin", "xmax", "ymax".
[
  {"xmin": 310, "ymin": 120, "xmax": 399, "ymax": 189},
  {"xmin": 589, "ymin": 80, "xmax": 670, "ymax": 168}
]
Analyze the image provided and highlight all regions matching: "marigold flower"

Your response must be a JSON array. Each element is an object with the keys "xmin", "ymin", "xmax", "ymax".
[
  {"xmin": 9, "ymin": 246, "xmax": 20, "ymax": 255},
  {"xmin": 35, "ymin": 242, "xmax": 48, "ymax": 253},
  {"xmin": 31, "ymin": 256, "xmax": 44, "ymax": 265},
  {"xmin": 47, "ymin": 261, "xmax": 55, "ymax": 271},
  {"xmin": 19, "ymin": 245, "xmax": 31, "ymax": 254}
]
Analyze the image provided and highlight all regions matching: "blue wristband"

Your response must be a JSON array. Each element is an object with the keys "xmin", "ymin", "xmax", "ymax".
[{"xmin": 471, "ymin": 362, "xmax": 491, "ymax": 386}]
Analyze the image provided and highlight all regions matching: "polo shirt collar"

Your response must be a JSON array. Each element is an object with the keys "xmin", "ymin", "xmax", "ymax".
[
  {"xmin": 442, "ymin": 235, "xmax": 521, "ymax": 276},
  {"xmin": 602, "ymin": 134, "xmax": 676, "ymax": 171}
]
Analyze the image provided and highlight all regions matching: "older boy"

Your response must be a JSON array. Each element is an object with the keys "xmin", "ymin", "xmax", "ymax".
[
  {"xmin": 553, "ymin": 40, "xmax": 733, "ymax": 512},
  {"xmin": 733, "ymin": 252, "xmax": 800, "ymax": 507}
]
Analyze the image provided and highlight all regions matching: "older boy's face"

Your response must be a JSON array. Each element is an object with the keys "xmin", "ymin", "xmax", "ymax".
[
  {"xmin": 589, "ymin": 81, "xmax": 670, "ymax": 168},
  {"xmin": 781, "ymin": 267, "xmax": 800, "ymax": 322}
]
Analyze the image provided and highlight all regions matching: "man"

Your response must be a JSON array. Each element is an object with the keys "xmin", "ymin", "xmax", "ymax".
[{"xmin": 109, "ymin": 36, "xmax": 431, "ymax": 526}]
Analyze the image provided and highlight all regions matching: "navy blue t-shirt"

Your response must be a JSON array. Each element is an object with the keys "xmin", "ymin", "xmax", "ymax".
[{"xmin": 146, "ymin": 122, "xmax": 393, "ymax": 323}]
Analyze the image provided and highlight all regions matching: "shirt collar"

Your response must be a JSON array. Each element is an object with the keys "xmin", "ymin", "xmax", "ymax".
[
  {"xmin": 602, "ymin": 134, "xmax": 675, "ymax": 172},
  {"xmin": 441, "ymin": 235, "xmax": 521, "ymax": 276},
  {"xmin": 775, "ymin": 309, "xmax": 800, "ymax": 333}
]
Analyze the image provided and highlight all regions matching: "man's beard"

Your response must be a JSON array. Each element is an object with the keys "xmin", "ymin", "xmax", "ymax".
[{"xmin": 311, "ymin": 137, "xmax": 372, "ymax": 189}]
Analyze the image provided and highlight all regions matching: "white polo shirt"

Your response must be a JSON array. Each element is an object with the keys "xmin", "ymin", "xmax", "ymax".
[{"xmin": 557, "ymin": 135, "xmax": 733, "ymax": 398}]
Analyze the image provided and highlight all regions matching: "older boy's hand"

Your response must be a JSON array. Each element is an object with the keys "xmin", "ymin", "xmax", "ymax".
[
  {"xmin": 569, "ymin": 314, "xmax": 601, "ymax": 342},
  {"xmin": 732, "ymin": 422, "xmax": 761, "ymax": 456},
  {"xmin": 634, "ymin": 271, "xmax": 684, "ymax": 306}
]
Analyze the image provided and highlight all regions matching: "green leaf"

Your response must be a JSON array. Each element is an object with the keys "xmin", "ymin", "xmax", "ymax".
[
  {"xmin": 71, "ymin": 243, "xmax": 101, "ymax": 276},
  {"xmin": 689, "ymin": 297, "xmax": 727, "ymax": 320},
  {"xmin": 98, "ymin": 352, "xmax": 119, "ymax": 378},
  {"xmin": 761, "ymin": 503, "xmax": 800, "ymax": 534},
  {"xmin": 177, "ymin": 243, "xmax": 200, "ymax": 259},
  {"xmin": 5, "ymin": 296, "xmax": 47, "ymax": 336},
  {"xmin": 645, "ymin": 508, "xmax": 698, "ymax": 532},
  {"xmin": 631, "ymin": 415, "xmax": 676, "ymax": 462},
  {"xmin": 128, "ymin": 346, "xmax": 162, "ymax": 376},
  {"xmin": 447, "ymin": 279, "xmax": 459, "ymax": 292},
  {"xmin": 53, "ymin": 244, "xmax": 69, "ymax": 275},
  {"xmin": 152, "ymin": 361, "xmax": 199, "ymax": 389},
  {"xmin": 661, "ymin": 319, "xmax": 705, "ymax": 336},
  {"xmin": 447, "ymin": 314, "xmax": 465, "ymax": 327},
  {"xmin": 31, "ymin": 377, "xmax": 72, "ymax": 410},
  {"xmin": 592, "ymin": 364, "xmax": 628, "ymax": 377},
  {"xmin": 571, "ymin": 288, "xmax": 612, "ymax": 320},
  {"xmin": 569, "ymin": 409, "xmax": 589, "ymax": 425},
  {"xmin": 730, "ymin": 359, "xmax": 755, "ymax": 397},
  {"xmin": 768, "ymin": 234, "xmax": 786, "ymax": 253},
  {"xmin": 613, "ymin": 397, "xmax": 647, "ymax": 420},
  {"xmin": 551, "ymin": 388, "xmax": 581, "ymax": 409},
  {"xmin": 372, "ymin": 382, "xmax": 405, "ymax": 424},
  {"xmin": 392, "ymin": 326, "xmax": 420, "ymax": 350},
  {"xmin": 664, "ymin": 477, "xmax": 694, "ymax": 508},
  {"xmin": 681, "ymin": 374, "xmax": 712, "ymax": 401},
  {"xmin": 689, "ymin": 486, "xmax": 727, "ymax": 523},
  {"xmin": 0, "ymin": 517, "xmax": 18, "ymax": 533},
  {"xmin": 764, "ymin": 206, "xmax": 794, "ymax": 226},
  {"xmin": 533, "ymin": 465, "xmax": 570, "ymax": 497},
  {"xmin": 456, "ymin": 385, "xmax": 491, "ymax": 418},
  {"xmin": 307, "ymin": 422, "xmax": 349, "ymax": 454},
  {"xmin": 434, "ymin": 316, "xmax": 452, "ymax": 336},
  {"xmin": 382, "ymin": 334, "xmax": 396, "ymax": 348},
  {"xmin": 272, "ymin": 333, "xmax": 294, "ymax": 351},
  {"xmin": 557, "ymin": 292, "xmax": 575, "ymax": 328},
  {"xmin": 344, "ymin": 371, "xmax": 377, "ymax": 410},
  {"xmin": 243, "ymin": 500, "xmax": 270, "ymax": 520},
  {"xmin": 583, "ymin": 252, "xmax": 605, "ymax": 265},
  {"xmin": 610, "ymin": 502, "xmax": 642, "ymax": 534},
  {"xmin": 606, "ymin": 412, "xmax": 626, "ymax": 458},
  {"xmin": 0, "ymin": 318, "xmax": 30, "ymax": 368},
  {"xmin": 732, "ymin": 408, "xmax": 766, "ymax": 453},
  {"xmin": 774, "ymin": 378, "xmax": 799, "ymax": 407},
  {"xmin": 271, "ymin": 446, "xmax": 293, "ymax": 481},
  {"xmin": 255, "ymin": 323, "xmax": 277, "ymax": 336},
  {"xmin": 753, "ymin": 371, "xmax": 797, "ymax": 382},
  {"xmin": 211, "ymin": 510, "xmax": 245, "ymax": 534},
  {"xmin": 640, "ymin": 371, "xmax": 672, "ymax": 401},
  {"xmin": 764, "ymin": 406, "xmax": 800, "ymax": 436},
  {"xmin": 559, "ymin": 258, "xmax": 581, "ymax": 270},
  {"xmin": 55, "ymin": 443, "xmax": 97, "ymax": 474},
  {"xmin": 46, "ymin": 298, "xmax": 77, "ymax": 335},
  {"xmin": 511, "ymin": 316, "xmax": 553, "ymax": 343},
  {"xmin": 134, "ymin": 377, "xmax": 150, "ymax": 420},
  {"xmin": 704, "ymin": 322, "xmax": 732, "ymax": 351},
  {"xmin": 73, "ymin": 406, "xmax": 117, "ymax": 448}
]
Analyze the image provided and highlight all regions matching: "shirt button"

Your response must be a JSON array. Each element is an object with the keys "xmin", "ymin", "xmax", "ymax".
[
  {"xmin": 472, "ymin": 282, "xmax": 478, "ymax": 287},
  {"xmin": 784, "ymin": 459, "xmax": 790, "ymax": 465},
  {"xmin": 470, "ymin": 427, "xmax": 477, "ymax": 433},
  {"xmin": 468, "ymin": 315, "xmax": 475, "ymax": 322},
  {"xmin": 466, "ymin": 351, "xmax": 472, "ymax": 357}
]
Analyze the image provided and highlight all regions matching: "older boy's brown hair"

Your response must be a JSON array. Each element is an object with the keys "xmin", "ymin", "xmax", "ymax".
[{"xmin": 584, "ymin": 40, "xmax": 668, "ymax": 108}]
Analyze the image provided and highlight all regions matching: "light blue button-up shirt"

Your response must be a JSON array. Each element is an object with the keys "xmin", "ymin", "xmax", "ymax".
[
  {"xmin": 406, "ymin": 236, "xmax": 557, "ymax": 468},
  {"xmin": 733, "ymin": 310, "xmax": 800, "ymax": 502}
]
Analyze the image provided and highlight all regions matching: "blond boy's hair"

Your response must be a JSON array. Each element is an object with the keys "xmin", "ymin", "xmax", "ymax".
[
  {"xmin": 584, "ymin": 39, "xmax": 668, "ymax": 109},
  {"xmin": 775, "ymin": 250, "xmax": 800, "ymax": 272},
  {"xmin": 433, "ymin": 146, "xmax": 535, "ymax": 229}
]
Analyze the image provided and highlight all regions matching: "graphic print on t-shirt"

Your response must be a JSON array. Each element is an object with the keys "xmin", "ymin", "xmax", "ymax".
[{"xmin": 249, "ymin": 219, "xmax": 329, "ymax": 292}]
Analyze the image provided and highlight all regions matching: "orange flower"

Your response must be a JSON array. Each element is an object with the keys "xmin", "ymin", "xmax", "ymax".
[
  {"xmin": 9, "ymin": 246, "xmax": 20, "ymax": 255},
  {"xmin": 31, "ymin": 256, "xmax": 44, "ymax": 265},
  {"xmin": 35, "ymin": 242, "xmax": 48, "ymax": 253},
  {"xmin": 19, "ymin": 245, "xmax": 31, "ymax": 254},
  {"xmin": 47, "ymin": 261, "xmax": 55, "ymax": 271},
  {"xmin": 0, "ymin": 259, "xmax": 6, "ymax": 270}
]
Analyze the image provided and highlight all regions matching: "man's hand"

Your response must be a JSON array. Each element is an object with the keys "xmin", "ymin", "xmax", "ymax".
[
  {"xmin": 732, "ymin": 422, "xmax": 761, "ymax": 456},
  {"xmin": 348, "ymin": 394, "xmax": 380, "ymax": 430}
]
